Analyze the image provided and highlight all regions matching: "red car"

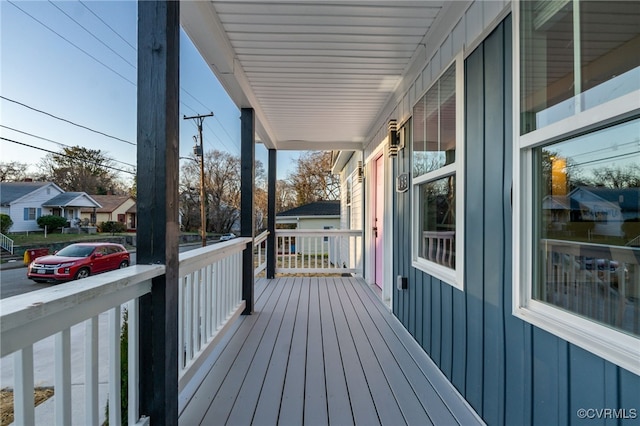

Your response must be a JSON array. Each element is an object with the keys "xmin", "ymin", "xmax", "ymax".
[{"xmin": 27, "ymin": 242, "xmax": 130, "ymax": 283}]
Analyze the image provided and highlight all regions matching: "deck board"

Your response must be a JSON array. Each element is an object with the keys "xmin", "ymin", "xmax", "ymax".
[{"xmin": 180, "ymin": 276, "xmax": 483, "ymax": 426}]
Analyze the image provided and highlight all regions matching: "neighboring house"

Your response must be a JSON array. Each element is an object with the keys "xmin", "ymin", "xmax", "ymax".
[
  {"xmin": 80, "ymin": 195, "xmax": 137, "ymax": 230},
  {"xmin": 275, "ymin": 200, "xmax": 340, "ymax": 230},
  {"xmin": 543, "ymin": 187, "xmax": 640, "ymax": 238},
  {"xmin": 42, "ymin": 192, "xmax": 102, "ymax": 227},
  {"xmin": 0, "ymin": 182, "xmax": 100, "ymax": 232},
  {"xmin": 276, "ymin": 200, "xmax": 341, "ymax": 257}
]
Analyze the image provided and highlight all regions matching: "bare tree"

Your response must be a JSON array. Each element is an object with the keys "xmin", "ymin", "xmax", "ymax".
[
  {"xmin": 38, "ymin": 146, "xmax": 125, "ymax": 194},
  {"xmin": 288, "ymin": 151, "xmax": 339, "ymax": 205},
  {"xmin": 0, "ymin": 161, "xmax": 29, "ymax": 182},
  {"xmin": 276, "ymin": 179, "xmax": 296, "ymax": 212},
  {"xmin": 589, "ymin": 164, "xmax": 640, "ymax": 188}
]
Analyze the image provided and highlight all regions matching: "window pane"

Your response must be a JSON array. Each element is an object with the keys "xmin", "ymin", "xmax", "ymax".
[
  {"xmin": 413, "ymin": 64, "xmax": 456, "ymax": 177},
  {"xmin": 534, "ymin": 119, "xmax": 640, "ymax": 336},
  {"xmin": 419, "ymin": 176, "xmax": 456, "ymax": 268},
  {"xmin": 520, "ymin": 0, "xmax": 640, "ymax": 134}
]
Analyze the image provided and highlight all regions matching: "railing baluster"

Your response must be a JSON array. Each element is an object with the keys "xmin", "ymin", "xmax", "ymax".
[
  {"xmin": 14, "ymin": 345, "xmax": 35, "ymax": 425},
  {"xmin": 55, "ymin": 328, "xmax": 72, "ymax": 425},
  {"xmin": 204, "ymin": 264, "xmax": 211, "ymax": 339},
  {"xmin": 85, "ymin": 316, "xmax": 99, "ymax": 425},
  {"xmin": 109, "ymin": 306, "xmax": 122, "ymax": 426},
  {"xmin": 178, "ymin": 276, "xmax": 185, "ymax": 369},
  {"xmin": 128, "ymin": 298, "xmax": 140, "ymax": 426},
  {"xmin": 193, "ymin": 270, "xmax": 200, "ymax": 353}
]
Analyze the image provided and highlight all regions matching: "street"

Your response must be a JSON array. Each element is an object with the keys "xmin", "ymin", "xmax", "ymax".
[{"xmin": 0, "ymin": 242, "xmax": 214, "ymax": 299}]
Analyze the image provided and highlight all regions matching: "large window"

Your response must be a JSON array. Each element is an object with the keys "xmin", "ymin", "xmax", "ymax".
[
  {"xmin": 520, "ymin": 0, "xmax": 640, "ymax": 133},
  {"xmin": 516, "ymin": 0, "xmax": 640, "ymax": 373},
  {"xmin": 533, "ymin": 119, "xmax": 640, "ymax": 337},
  {"xmin": 412, "ymin": 56, "xmax": 464, "ymax": 289}
]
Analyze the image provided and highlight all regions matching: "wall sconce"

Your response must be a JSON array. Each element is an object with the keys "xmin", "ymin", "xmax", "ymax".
[
  {"xmin": 388, "ymin": 119, "xmax": 399, "ymax": 157},
  {"xmin": 357, "ymin": 160, "xmax": 363, "ymax": 183}
]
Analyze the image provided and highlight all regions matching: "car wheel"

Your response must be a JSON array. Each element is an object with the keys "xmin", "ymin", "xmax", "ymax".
[
  {"xmin": 75, "ymin": 268, "xmax": 90, "ymax": 280},
  {"xmin": 119, "ymin": 260, "xmax": 129, "ymax": 269}
]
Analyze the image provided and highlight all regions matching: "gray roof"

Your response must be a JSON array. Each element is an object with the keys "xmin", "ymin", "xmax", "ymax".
[
  {"xmin": 277, "ymin": 200, "xmax": 340, "ymax": 217},
  {"xmin": 43, "ymin": 192, "xmax": 101, "ymax": 208},
  {"xmin": 0, "ymin": 182, "xmax": 51, "ymax": 205}
]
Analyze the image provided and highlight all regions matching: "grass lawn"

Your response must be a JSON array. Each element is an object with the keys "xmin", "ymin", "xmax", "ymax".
[{"xmin": 8, "ymin": 232, "xmax": 130, "ymax": 246}]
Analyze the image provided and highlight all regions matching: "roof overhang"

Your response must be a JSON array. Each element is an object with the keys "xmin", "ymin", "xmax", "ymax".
[{"xmin": 180, "ymin": 1, "xmax": 458, "ymax": 152}]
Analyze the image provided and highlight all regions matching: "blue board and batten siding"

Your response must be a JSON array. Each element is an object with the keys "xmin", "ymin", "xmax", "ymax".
[{"xmin": 392, "ymin": 16, "xmax": 639, "ymax": 426}]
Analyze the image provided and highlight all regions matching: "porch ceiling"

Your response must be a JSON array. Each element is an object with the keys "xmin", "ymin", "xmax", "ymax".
[{"xmin": 180, "ymin": 1, "xmax": 448, "ymax": 151}]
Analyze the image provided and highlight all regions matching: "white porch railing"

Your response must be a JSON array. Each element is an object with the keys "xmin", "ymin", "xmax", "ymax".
[
  {"xmin": 0, "ymin": 264, "xmax": 163, "ymax": 426},
  {"xmin": 254, "ymin": 230, "xmax": 269, "ymax": 277},
  {"xmin": 422, "ymin": 231, "xmax": 455, "ymax": 267},
  {"xmin": 275, "ymin": 229, "xmax": 363, "ymax": 274},
  {"xmin": 541, "ymin": 239, "xmax": 639, "ymax": 336},
  {"xmin": 0, "ymin": 238, "xmax": 251, "ymax": 425},
  {"xmin": 0, "ymin": 232, "xmax": 14, "ymax": 254},
  {"xmin": 177, "ymin": 238, "xmax": 249, "ymax": 391}
]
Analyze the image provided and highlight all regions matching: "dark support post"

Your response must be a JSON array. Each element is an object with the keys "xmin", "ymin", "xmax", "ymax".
[
  {"xmin": 267, "ymin": 149, "xmax": 276, "ymax": 278},
  {"xmin": 241, "ymin": 108, "xmax": 255, "ymax": 314},
  {"xmin": 137, "ymin": 1, "xmax": 180, "ymax": 424}
]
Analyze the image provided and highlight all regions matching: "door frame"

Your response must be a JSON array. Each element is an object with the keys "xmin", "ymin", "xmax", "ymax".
[{"xmin": 365, "ymin": 144, "xmax": 394, "ymax": 307}]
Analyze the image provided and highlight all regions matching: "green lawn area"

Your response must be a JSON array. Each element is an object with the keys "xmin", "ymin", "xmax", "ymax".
[{"xmin": 8, "ymin": 232, "xmax": 130, "ymax": 245}]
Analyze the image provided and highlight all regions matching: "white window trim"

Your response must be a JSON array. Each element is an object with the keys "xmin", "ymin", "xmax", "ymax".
[
  {"xmin": 411, "ymin": 52, "xmax": 465, "ymax": 291},
  {"xmin": 512, "ymin": 1, "xmax": 640, "ymax": 375}
]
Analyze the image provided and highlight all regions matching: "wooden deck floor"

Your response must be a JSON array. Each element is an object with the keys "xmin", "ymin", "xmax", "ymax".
[{"xmin": 179, "ymin": 277, "xmax": 483, "ymax": 426}]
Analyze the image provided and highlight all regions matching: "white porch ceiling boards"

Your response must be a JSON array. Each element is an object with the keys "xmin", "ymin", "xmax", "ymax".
[{"xmin": 181, "ymin": 1, "xmax": 446, "ymax": 151}]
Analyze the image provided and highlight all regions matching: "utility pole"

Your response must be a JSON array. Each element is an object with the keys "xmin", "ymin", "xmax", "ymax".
[{"xmin": 183, "ymin": 112, "xmax": 213, "ymax": 246}]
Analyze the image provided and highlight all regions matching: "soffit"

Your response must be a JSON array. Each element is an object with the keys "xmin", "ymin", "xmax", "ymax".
[{"xmin": 181, "ymin": 1, "xmax": 447, "ymax": 150}]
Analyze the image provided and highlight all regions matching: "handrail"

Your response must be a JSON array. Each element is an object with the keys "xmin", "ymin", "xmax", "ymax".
[
  {"xmin": 254, "ymin": 230, "xmax": 269, "ymax": 276},
  {"xmin": 0, "ymin": 232, "xmax": 14, "ymax": 254},
  {"xmin": 274, "ymin": 229, "xmax": 363, "ymax": 274},
  {"xmin": 1, "ymin": 265, "xmax": 163, "ymax": 425},
  {"xmin": 1, "ymin": 238, "xmax": 253, "ymax": 425},
  {"xmin": 178, "ymin": 238, "xmax": 249, "ymax": 391}
]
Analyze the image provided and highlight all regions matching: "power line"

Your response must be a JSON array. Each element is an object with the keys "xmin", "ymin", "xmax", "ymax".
[
  {"xmin": 1, "ymin": 137, "xmax": 136, "ymax": 176},
  {"xmin": 7, "ymin": 2, "xmax": 241, "ymax": 155},
  {"xmin": 48, "ymin": 1, "xmax": 136, "ymax": 70},
  {"xmin": 0, "ymin": 96, "xmax": 136, "ymax": 146},
  {"xmin": 0, "ymin": 125, "xmax": 136, "ymax": 169},
  {"xmin": 7, "ymin": 0, "xmax": 136, "ymax": 87},
  {"xmin": 78, "ymin": 1, "xmax": 136, "ymax": 52}
]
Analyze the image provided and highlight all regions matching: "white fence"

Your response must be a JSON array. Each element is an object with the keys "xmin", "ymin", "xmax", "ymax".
[
  {"xmin": 0, "ymin": 238, "xmax": 250, "ymax": 425},
  {"xmin": 275, "ymin": 229, "xmax": 363, "ymax": 274}
]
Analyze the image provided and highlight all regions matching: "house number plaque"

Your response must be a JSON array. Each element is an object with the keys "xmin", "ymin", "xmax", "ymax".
[{"xmin": 396, "ymin": 173, "xmax": 409, "ymax": 193}]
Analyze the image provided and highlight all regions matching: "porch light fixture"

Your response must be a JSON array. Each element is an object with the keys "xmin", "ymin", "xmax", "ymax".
[
  {"xmin": 357, "ymin": 160, "xmax": 363, "ymax": 183},
  {"xmin": 388, "ymin": 119, "xmax": 399, "ymax": 157}
]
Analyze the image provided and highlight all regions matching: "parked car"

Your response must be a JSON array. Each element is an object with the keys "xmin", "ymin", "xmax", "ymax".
[
  {"xmin": 27, "ymin": 242, "xmax": 130, "ymax": 283},
  {"xmin": 219, "ymin": 233, "xmax": 236, "ymax": 241}
]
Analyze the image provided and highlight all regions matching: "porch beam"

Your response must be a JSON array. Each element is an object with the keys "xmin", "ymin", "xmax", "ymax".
[
  {"xmin": 241, "ymin": 108, "xmax": 255, "ymax": 314},
  {"xmin": 267, "ymin": 148, "xmax": 276, "ymax": 278},
  {"xmin": 137, "ymin": 1, "xmax": 180, "ymax": 424}
]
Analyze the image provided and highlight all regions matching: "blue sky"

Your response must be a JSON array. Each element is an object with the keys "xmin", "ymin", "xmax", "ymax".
[{"xmin": 0, "ymin": 1, "xmax": 298, "ymax": 184}]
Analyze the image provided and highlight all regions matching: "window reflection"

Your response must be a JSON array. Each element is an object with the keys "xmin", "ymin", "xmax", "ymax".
[
  {"xmin": 520, "ymin": 0, "xmax": 640, "ymax": 133},
  {"xmin": 413, "ymin": 64, "xmax": 456, "ymax": 177},
  {"xmin": 535, "ymin": 119, "xmax": 640, "ymax": 336},
  {"xmin": 419, "ymin": 176, "xmax": 456, "ymax": 268}
]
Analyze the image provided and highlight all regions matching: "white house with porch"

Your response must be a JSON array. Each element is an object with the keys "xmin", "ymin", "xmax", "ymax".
[{"xmin": 0, "ymin": 182, "xmax": 101, "ymax": 232}]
